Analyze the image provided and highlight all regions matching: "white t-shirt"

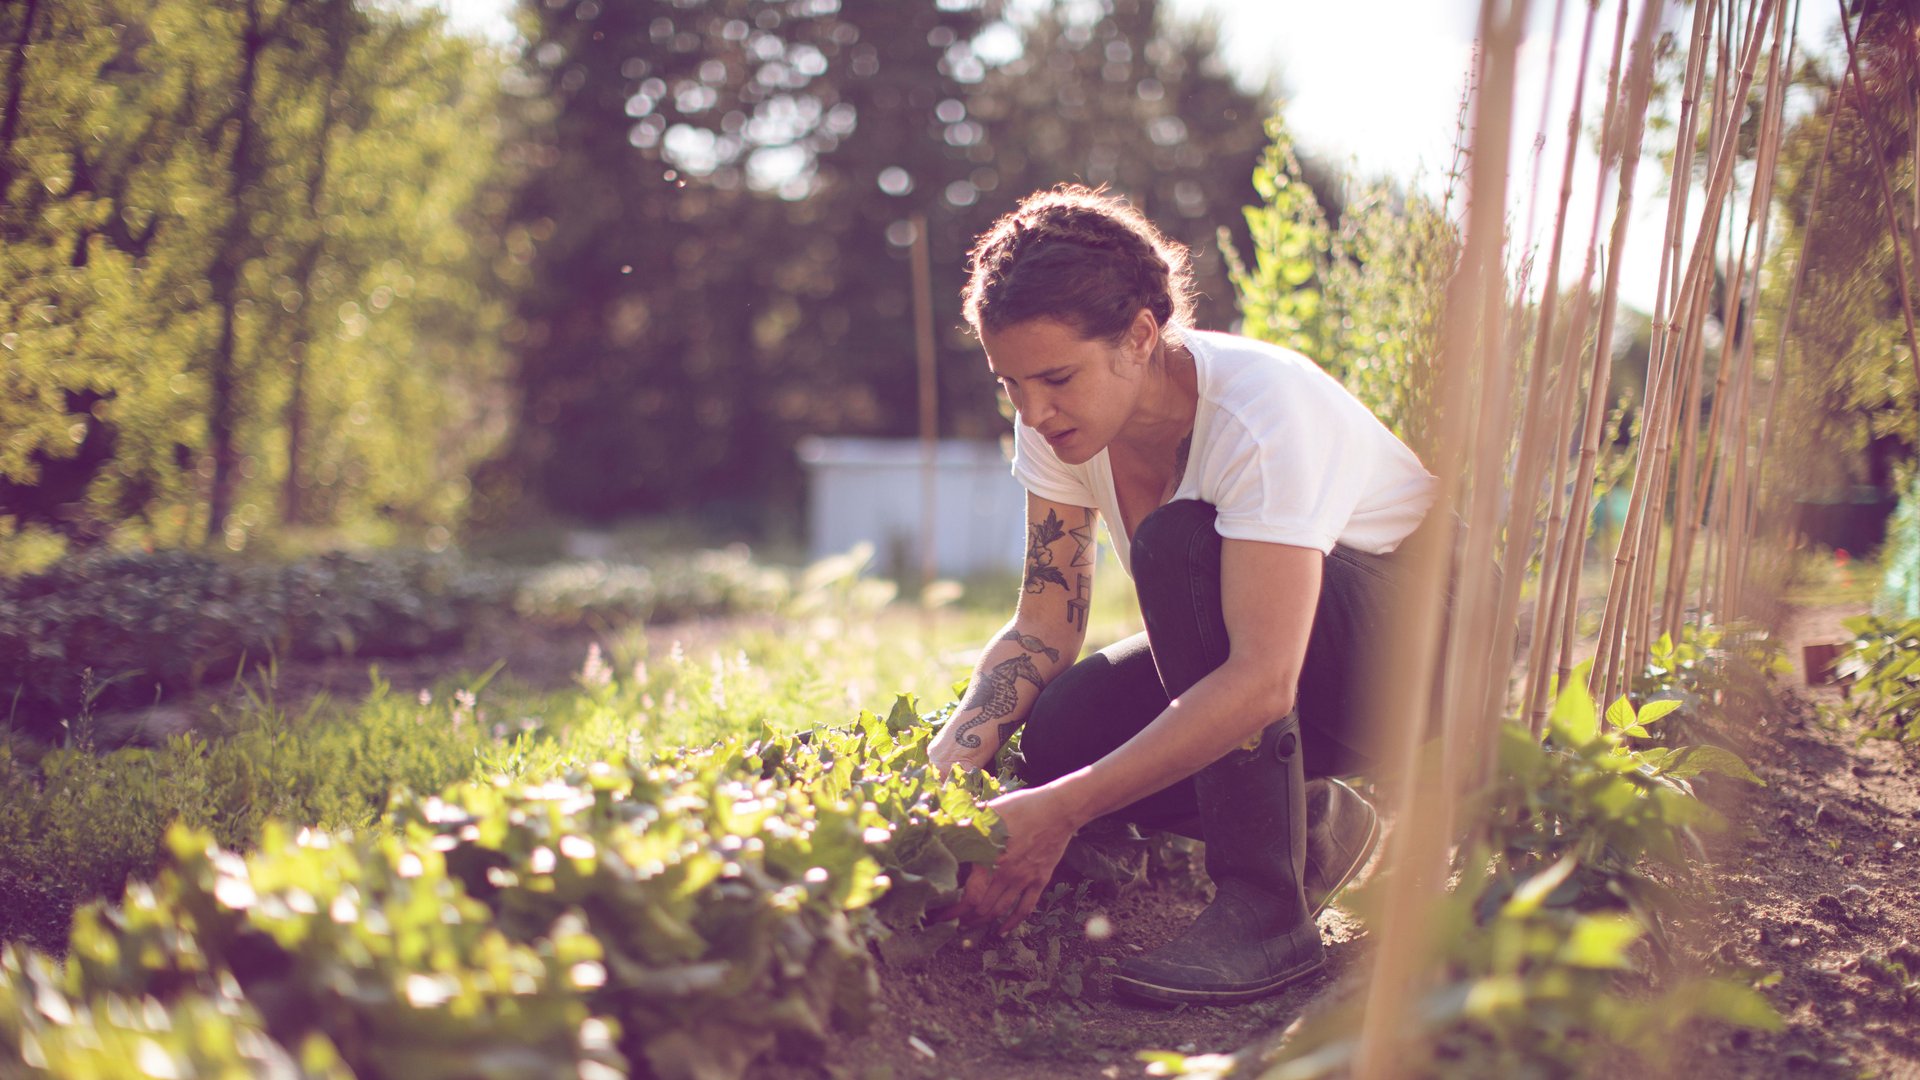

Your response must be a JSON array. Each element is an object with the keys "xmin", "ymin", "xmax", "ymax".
[{"xmin": 1010, "ymin": 329, "xmax": 1438, "ymax": 577}]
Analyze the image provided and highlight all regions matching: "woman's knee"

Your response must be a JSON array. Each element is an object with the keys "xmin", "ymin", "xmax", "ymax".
[
  {"xmin": 1017, "ymin": 671, "xmax": 1092, "ymax": 783},
  {"xmin": 1131, "ymin": 499, "xmax": 1217, "ymax": 574},
  {"xmin": 1016, "ymin": 635, "xmax": 1161, "ymax": 784}
]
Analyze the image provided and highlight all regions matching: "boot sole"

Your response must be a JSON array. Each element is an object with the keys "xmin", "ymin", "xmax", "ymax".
[
  {"xmin": 1111, "ymin": 953, "xmax": 1326, "ymax": 1006},
  {"xmin": 1309, "ymin": 789, "xmax": 1381, "ymax": 919}
]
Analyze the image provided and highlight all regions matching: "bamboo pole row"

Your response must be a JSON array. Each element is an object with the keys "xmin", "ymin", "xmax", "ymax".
[
  {"xmin": 1337, "ymin": 0, "xmax": 1825, "ymax": 1069},
  {"xmin": 1525, "ymin": 0, "xmax": 1636, "ymax": 734},
  {"xmin": 1486, "ymin": 0, "xmax": 1594, "ymax": 744},
  {"xmin": 1327, "ymin": 0, "xmax": 1835, "ymax": 1068},
  {"xmin": 1592, "ymin": 0, "xmax": 1779, "ymax": 704}
]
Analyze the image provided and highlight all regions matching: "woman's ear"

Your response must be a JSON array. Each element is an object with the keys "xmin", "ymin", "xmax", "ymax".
[{"xmin": 1126, "ymin": 307, "xmax": 1161, "ymax": 364}]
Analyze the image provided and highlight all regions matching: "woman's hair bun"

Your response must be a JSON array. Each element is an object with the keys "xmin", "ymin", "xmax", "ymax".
[{"xmin": 962, "ymin": 184, "xmax": 1195, "ymax": 345}]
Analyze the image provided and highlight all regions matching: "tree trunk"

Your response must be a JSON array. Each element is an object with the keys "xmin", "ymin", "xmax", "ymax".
[
  {"xmin": 0, "ymin": 0, "xmax": 42, "ymax": 224},
  {"xmin": 283, "ymin": 5, "xmax": 350, "ymax": 527},
  {"xmin": 206, "ymin": 0, "xmax": 266, "ymax": 544}
]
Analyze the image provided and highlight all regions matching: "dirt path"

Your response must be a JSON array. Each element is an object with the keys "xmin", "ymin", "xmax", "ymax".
[{"xmin": 1676, "ymin": 605, "xmax": 1920, "ymax": 1080}]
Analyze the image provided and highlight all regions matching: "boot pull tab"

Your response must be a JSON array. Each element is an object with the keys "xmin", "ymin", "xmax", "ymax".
[{"xmin": 1271, "ymin": 712, "xmax": 1301, "ymax": 762}]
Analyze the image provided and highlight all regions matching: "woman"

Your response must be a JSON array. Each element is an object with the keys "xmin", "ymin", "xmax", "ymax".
[{"xmin": 925, "ymin": 185, "xmax": 1440, "ymax": 1005}]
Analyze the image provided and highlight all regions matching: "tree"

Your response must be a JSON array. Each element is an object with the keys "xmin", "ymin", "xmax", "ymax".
[
  {"xmin": 495, "ymin": 0, "xmax": 1278, "ymax": 525},
  {"xmin": 0, "ymin": 0, "xmax": 511, "ymax": 556},
  {"xmin": 1756, "ymin": 5, "xmax": 1918, "ymax": 497}
]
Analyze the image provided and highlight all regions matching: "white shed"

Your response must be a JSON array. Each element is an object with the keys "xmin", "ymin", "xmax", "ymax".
[{"xmin": 796, "ymin": 436, "xmax": 1026, "ymax": 580}]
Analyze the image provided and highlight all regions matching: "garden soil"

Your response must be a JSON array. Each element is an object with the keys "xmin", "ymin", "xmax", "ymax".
[{"xmin": 75, "ymin": 603, "xmax": 1920, "ymax": 1077}]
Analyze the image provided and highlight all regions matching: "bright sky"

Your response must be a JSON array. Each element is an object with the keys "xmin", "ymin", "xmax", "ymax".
[
  {"xmin": 438, "ymin": 0, "xmax": 1840, "ymax": 312},
  {"xmin": 1166, "ymin": 0, "xmax": 1842, "ymax": 313}
]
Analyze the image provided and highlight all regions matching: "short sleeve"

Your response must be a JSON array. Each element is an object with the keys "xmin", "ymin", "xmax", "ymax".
[
  {"xmin": 1010, "ymin": 419, "xmax": 1097, "ymax": 507},
  {"xmin": 1204, "ymin": 409, "xmax": 1372, "ymax": 555}
]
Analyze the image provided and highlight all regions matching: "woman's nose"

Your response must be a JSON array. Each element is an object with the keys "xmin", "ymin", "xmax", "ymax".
[{"xmin": 1013, "ymin": 387, "xmax": 1051, "ymax": 426}]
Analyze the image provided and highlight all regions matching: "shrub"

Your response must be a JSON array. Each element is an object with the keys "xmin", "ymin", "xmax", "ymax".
[
  {"xmin": 0, "ymin": 548, "xmax": 511, "ymax": 740},
  {"xmin": 1, "ymin": 544, "xmax": 806, "ymax": 741}
]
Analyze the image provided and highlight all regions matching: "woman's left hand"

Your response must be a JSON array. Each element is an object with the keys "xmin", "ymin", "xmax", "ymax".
[{"xmin": 948, "ymin": 785, "xmax": 1081, "ymax": 936}]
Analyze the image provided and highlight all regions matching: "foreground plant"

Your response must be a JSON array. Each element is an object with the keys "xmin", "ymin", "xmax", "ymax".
[
  {"xmin": 0, "ymin": 697, "xmax": 1002, "ymax": 1080},
  {"xmin": 1139, "ymin": 676, "xmax": 1778, "ymax": 1080}
]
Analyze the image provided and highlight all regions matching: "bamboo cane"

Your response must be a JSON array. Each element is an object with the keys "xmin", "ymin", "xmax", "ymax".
[
  {"xmin": 1621, "ymin": 0, "xmax": 1719, "ymax": 669},
  {"xmin": 1650, "ymin": 0, "xmax": 1719, "ymax": 643},
  {"xmin": 1542, "ymin": 0, "xmax": 1637, "ymax": 717},
  {"xmin": 1489, "ymin": 0, "xmax": 1597, "ymax": 728},
  {"xmin": 1592, "ymin": 0, "xmax": 1776, "ymax": 701},
  {"xmin": 1350, "ymin": 2, "xmax": 1526, "ymax": 1074},
  {"xmin": 1599, "ymin": 0, "xmax": 1765, "ymax": 700},
  {"xmin": 1721, "ymin": 0, "xmax": 1792, "ymax": 621},
  {"xmin": 1748, "ymin": 15, "xmax": 1830, "ymax": 597}
]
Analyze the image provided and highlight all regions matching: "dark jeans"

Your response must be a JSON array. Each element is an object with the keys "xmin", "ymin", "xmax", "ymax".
[{"xmin": 1016, "ymin": 499, "xmax": 1424, "ymax": 831}]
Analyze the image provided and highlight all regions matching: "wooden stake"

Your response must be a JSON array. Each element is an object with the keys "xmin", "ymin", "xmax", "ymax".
[
  {"xmin": 1490, "ymin": 0, "xmax": 1599, "ymax": 727},
  {"xmin": 910, "ymin": 214, "xmax": 939, "ymax": 602},
  {"xmin": 1351, "ymin": 2, "xmax": 1526, "ymax": 1074}
]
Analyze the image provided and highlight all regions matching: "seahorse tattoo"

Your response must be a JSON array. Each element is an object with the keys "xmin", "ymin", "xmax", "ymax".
[
  {"xmin": 1024, "ymin": 509, "xmax": 1069, "ymax": 594},
  {"xmin": 1000, "ymin": 629, "xmax": 1061, "ymax": 663},
  {"xmin": 951, "ymin": 654, "xmax": 1047, "ymax": 749}
]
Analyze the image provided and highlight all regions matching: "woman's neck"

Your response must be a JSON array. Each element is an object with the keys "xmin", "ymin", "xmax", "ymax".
[{"xmin": 1112, "ymin": 339, "xmax": 1198, "ymax": 466}]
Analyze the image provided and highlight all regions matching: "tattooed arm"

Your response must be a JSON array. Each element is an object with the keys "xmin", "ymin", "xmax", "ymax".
[{"xmin": 928, "ymin": 492, "xmax": 1097, "ymax": 773}]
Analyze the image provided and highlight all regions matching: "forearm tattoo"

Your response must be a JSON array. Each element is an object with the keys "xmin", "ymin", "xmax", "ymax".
[
  {"xmin": 1027, "ymin": 508, "xmax": 1096, "ymax": 633},
  {"xmin": 951, "ymin": 654, "xmax": 1046, "ymax": 749},
  {"xmin": 1068, "ymin": 510, "xmax": 1094, "ymax": 568},
  {"xmin": 1000, "ymin": 629, "xmax": 1060, "ymax": 663},
  {"xmin": 1024, "ymin": 509, "xmax": 1069, "ymax": 594}
]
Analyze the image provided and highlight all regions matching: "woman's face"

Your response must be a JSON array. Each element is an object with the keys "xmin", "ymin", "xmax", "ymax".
[{"xmin": 980, "ymin": 314, "xmax": 1155, "ymax": 465}]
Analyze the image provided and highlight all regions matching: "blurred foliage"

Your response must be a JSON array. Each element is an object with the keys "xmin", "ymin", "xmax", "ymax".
[
  {"xmin": 0, "ymin": 542, "xmax": 865, "ymax": 738},
  {"xmin": 489, "ymin": 0, "xmax": 1274, "ymax": 524},
  {"xmin": 0, "ymin": 547, "xmax": 511, "ymax": 736},
  {"xmin": 1224, "ymin": 114, "xmax": 1457, "ymax": 461},
  {"xmin": 1837, "ymin": 613, "xmax": 1920, "ymax": 744},
  {"xmin": 1755, "ymin": 17, "xmax": 1919, "ymax": 501},
  {"xmin": 0, "ymin": 0, "xmax": 514, "ymax": 555},
  {"xmin": 1880, "ymin": 464, "xmax": 1919, "ymax": 616}
]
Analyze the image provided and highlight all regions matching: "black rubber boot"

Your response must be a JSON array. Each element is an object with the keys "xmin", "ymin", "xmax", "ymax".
[
  {"xmin": 1154, "ymin": 776, "xmax": 1379, "ymax": 919},
  {"xmin": 1113, "ymin": 713, "xmax": 1326, "ymax": 1005}
]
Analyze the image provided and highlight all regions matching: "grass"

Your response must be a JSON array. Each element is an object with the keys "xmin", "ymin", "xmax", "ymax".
[{"xmin": 0, "ymin": 554, "xmax": 1145, "ymax": 953}]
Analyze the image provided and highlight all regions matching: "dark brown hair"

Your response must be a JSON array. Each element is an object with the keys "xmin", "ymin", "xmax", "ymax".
[{"xmin": 962, "ymin": 184, "xmax": 1196, "ymax": 347}]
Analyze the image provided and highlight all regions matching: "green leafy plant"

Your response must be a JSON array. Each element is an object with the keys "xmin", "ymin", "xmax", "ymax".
[
  {"xmin": 1633, "ymin": 623, "xmax": 1793, "ymax": 745},
  {"xmin": 1836, "ymin": 615, "xmax": 1920, "ymax": 743},
  {"xmin": 1141, "ymin": 675, "xmax": 1777, "ymax": 1080},
  {"xmin": 0, "ymin": 692, "xmax": 1009, "ymax": 1080}
]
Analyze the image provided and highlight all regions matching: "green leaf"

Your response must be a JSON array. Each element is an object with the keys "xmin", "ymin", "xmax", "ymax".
[
  {"xmin": 1558, "ymin": 913, "xmax": 1643, "ymax": 968},
  {"xmin": 1637, "ymin": 698, "xmax": 1682, "ymax": 726},
  {"xmin": 1501, "ymin": 856, "xmax": 1577, "ymax": 918},
  {"xmin": 1665, "ymin": 745, "xmax": 1764, "ymax": 785},
  {"xmin": 1549, "ymin": 677, "xmax": 1600, "ymax": 747},
  {"xmin": 1605, "ymin": 696, "xmax": 1635, "ymax": 731}
]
